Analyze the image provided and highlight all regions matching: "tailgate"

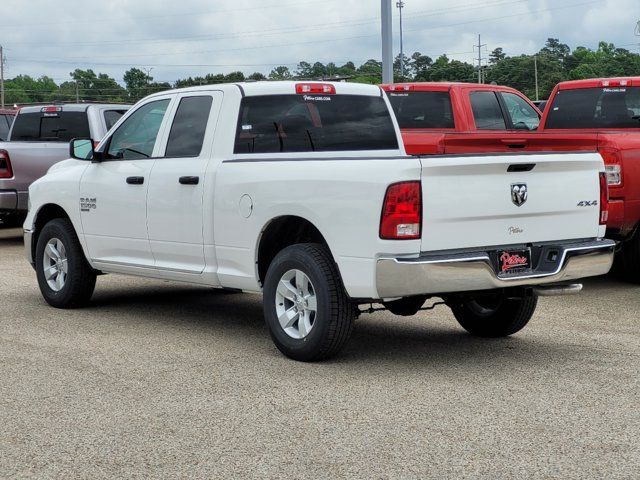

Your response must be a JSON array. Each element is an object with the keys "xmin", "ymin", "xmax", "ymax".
[{"xmin": 420, "ymin": 152, "xmax": 604, "ymax": 251}]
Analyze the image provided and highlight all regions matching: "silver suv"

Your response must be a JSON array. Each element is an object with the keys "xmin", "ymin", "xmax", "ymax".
[{"xmin": 0, "ymin": 103, "xmax": 130, "ymax": 226}]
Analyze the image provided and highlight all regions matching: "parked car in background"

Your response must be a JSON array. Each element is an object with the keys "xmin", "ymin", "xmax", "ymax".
[
  {"xmin": 380, "ymin": 82, "xmax": 542, "ymax": 154},
  {"xmin": 532, "ymin": 99, "xmax": 548, "ymax": 112},
  {"xmin": 24, "ymin": 81, "xmax": 613, "ymax": 361},
  {"xmin": 386, "ymin": 78, "xmax": 640, "ymax": 282},
  {"xmin": 0, "ymin": 108, "xmax": 17, "ymax": 141},
  {"xmin": 0, "ymin": 103, "xmax": 129, "ymax": 226}
]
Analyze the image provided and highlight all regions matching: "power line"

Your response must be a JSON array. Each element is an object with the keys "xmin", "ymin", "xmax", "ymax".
[{"xmin": 9, "ymin": 0, "xmax": 600, "ymax": 65}]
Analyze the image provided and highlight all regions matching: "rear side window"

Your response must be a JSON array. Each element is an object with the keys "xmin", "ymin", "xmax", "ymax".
[
  {"xmin": 0, "ymin": 115, "xmax": 11, "ymax": 140},
  {"xmin": 104, "ymin": 110, "xmax": 127, "ymax": 130},
  {"xmin": 234, "ymin": 94, "xmax": 398, "ymax": 154},
  {"xmin": 387, "ymin": 91, "xmax": 454, "ymax": 129},
  {"xmin": 470, "ymin": 91, "xmax": 506, "ymax": 130},
  {"xmin": 165, "ymin": 96, "xmax": 213, "ymax": 157},
  {"xmin": 546, "ymin": 87, "xmax": 640, "ymax": 129},
  {"xmin": 10, "ymin": 111, "xmax": 90, "ymax": 141}
]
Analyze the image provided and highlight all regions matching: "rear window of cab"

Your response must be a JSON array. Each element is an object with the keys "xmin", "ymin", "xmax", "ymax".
[
  {"xmin": 233, "ymin": 94, "xmax": 398, "ymax": 153},
  {"xmin": 387, "ymin": 91, "xmax": 455, "ymax": 129},
  {"xmin": 546, "ymin": 86, "xmax": 640, "ymax": 129}
]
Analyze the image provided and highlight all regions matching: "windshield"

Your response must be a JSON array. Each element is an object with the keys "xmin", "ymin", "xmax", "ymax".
[
  {"xmin": 387, "ymin": 91, "xmax": 454, "ymax": 129},
  {"xmin": 545, "ymin": 86, "xmax": 640, "ymax": 129}
]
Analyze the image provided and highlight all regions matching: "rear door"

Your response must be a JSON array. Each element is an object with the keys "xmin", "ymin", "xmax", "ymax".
[
  {"xmin": 146, "ymin": 91, "xmax": 221, "ymax": 273},
  {"xmin": 443, "ymin": 90, "xmax": 541, "ymax": 153},
  {"xmin": 420, "ymin": 152, "xmax": 604, "ymax": 252}
]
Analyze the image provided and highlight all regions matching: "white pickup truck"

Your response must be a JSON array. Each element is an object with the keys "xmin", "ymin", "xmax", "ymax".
[{"xmin": 23, "ymin": 81, "xmax": 615, "ymax": 361}]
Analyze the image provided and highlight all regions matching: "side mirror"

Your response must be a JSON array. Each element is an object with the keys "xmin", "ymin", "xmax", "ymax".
[{"xmin": 70, "ymin": 138, "xmax": 95, "ymax": 160}]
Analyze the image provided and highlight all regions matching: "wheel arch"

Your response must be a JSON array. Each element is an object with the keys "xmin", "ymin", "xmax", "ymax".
[
  {"xmin": 30, "ymin": 203, "xmax": 73, "ymax": 262},
  {"xmin": 256, "ymin": 215, "xmax": 335, "ymax": 287}
]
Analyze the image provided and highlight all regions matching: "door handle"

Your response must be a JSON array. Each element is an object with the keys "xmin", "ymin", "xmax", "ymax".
[
  {"xmin": 500, "ymin": 139, "xmax": 528, "ymax": 148},
  {"xmin": 179, "ymin": 176, "xmax": 200, "ymax": 185},
  {"xmin": 126, "ymin": 176, "xmax": 144, "ymax": 185}
]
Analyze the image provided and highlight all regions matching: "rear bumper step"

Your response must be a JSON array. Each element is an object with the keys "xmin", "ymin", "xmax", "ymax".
[{"xmin": 376, "ymin": 239, "xmax": 615, "ymax": 298}]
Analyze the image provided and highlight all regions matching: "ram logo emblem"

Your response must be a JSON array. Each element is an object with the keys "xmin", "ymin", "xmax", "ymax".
[{"xmin": 511, "ymin": 183, "xmax": 528, "ymax": 207}]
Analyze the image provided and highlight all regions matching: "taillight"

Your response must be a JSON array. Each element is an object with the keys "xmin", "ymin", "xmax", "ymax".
[
  {"xmin": 380, "ymin": 181, "xmax": 422, "ymax": 239},
  {"xmin": 295, "ymin": 83, "xmax": 336, "ymax": 95},
  {"xmin": 0, "ymin": 149, "xmax": 12, "ymax": 179},
  {"xmin": 387, "ymin": 84, "xmax": 413, "ymax": 92},
  {"xmin": 599, "ymin": 172, "xmax": 609, "ymax": 225},
  {"xmin": 599, "ymin": 148, "xmax": 622, "ymax": 186},
  {"xmin": 41, "ymin": 106, "xmax": 62, "ymax": 113}
]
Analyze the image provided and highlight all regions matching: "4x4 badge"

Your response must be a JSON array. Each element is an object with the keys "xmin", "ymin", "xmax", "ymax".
[{"xmin": 511, "ymin": 183, "xmax": 528, "ymax": 207}]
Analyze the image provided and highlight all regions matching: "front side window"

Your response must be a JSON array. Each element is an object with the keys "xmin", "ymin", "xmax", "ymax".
[
  {"xmin": 165, "ymin": 96, "xmax": 213, "ymax": 157},
  {"xmin": 106, "ymin": 99, "xmax": 170, "ymax": 160},
  {"xmin": 387, "ymin": 91, "xmax": 454, "ymax": 129},
  {"xmin": 501, "ymin": 92, "xmax": 540, "ymax": 130},
  {"xmin": 470, "ymin": 91, "xmax": 506, "ymax": 130},
  {"xmin": 546, "ymin": 87, "xmax": 640, "ymax": 129},
  {"xmin": 234, "ymin": 94, "xmax": 398, "ymax": 154},
  {"xmin": 10, "ymin": 111, "xmax": 90, "ymax": 141}
]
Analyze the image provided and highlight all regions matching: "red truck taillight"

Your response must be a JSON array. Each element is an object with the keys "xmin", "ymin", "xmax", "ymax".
[
  {"xmin": 380, "ymin": 181, "xmax": 422, "ymax": 239},
  {"xmin": 600, "ymin": 172, "xmax": 609, "ymax": 225},
  {"xmin": 0, "ymin": 149, "xmax": 12, "ymax": 179},
  {"xmin": 599, "ymin": 148, "xmax": 622, "ymax": 186}
]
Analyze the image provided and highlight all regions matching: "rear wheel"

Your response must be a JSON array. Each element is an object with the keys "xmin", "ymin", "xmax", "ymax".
[
  {"xmin": 263, "ymin": 243, "xmax": 355, "ymax": 361},
  {"xmin": 448, "ymin": 291, "xmax": 538, "ymax": 338},
  {"xmin": 35, "ymin": 218, "xmax": 96, "ymax": 308}
]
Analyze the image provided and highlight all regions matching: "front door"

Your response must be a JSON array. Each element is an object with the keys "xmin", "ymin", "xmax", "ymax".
[{"xmin": 79, "ymin": 97, "xmax": 174, "ymax": 267}]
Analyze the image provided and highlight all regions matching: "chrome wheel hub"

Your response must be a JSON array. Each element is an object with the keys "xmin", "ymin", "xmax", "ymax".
[
  {"xmin": 43, "ymin": 238, "xmax": 68, "ymax": 292},
  {"xmin": 275, "ymin": 269, "xmax": 317, "ymax": 339}
]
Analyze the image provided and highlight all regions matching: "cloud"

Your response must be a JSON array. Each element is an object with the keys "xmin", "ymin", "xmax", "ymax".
[{"xmin": 1, "ymin": 0, "xmax": 638, "ymax": 85}]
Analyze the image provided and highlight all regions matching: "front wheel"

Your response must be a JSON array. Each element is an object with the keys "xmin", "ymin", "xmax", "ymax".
[
  {"xmin": 263, "ymin": 243, "xmax": 355, "ymax": 361},
  {"xmin": 35, "ymin": 218, "xmax": 97, "ymax": 308},
  {"xmin": 448, "ymin": 291, "xmax": 538, "ymax": 338}
]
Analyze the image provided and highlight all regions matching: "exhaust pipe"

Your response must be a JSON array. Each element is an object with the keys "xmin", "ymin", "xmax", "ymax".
[{"xmin": 533, "ymin": 283, "xmax": 583, "ymax": 297}]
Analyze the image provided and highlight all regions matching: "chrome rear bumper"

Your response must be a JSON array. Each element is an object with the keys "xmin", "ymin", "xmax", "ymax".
[{"xmin": 376, "ymin": 239, "xmax": 615, "ymax": 298}]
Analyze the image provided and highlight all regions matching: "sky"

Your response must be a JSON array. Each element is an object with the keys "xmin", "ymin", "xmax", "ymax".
[{"xmin": 1, "ymin": 0, "xmax": 639, "ymax": 85}]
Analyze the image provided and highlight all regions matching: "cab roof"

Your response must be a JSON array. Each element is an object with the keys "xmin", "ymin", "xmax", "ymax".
[
  {"xmin": 381, "ymin": 82, "xmax": 524, "ymax": 93},
  {"xmin": 556, "ymin": 77, "xmax": 640, "ymax": 90},
  {"xmin": 148, "ymin": 81, "xmax": 383, "ymax": 98}
]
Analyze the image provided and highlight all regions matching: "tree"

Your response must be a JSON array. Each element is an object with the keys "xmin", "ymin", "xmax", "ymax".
[
  {"xmin": 489, "ymin": 47, "xmax": 506, "ymax": 64},
  {"xmin": 248, "ymin": 72, "xmax": 267, "ymax": 81},
  {"xmin": 123, "ymin": 68, "xmax": 153, "ymax": 100},
  {"xmin": 424, "ymin": 55, "xmax": 475, "ymax": 82},
  {"xmin": 268, "ymin": 66, "xmax": 292, "ymax": 80},
  {"xmin": 409, "ymin": 52, "xmax": 432, "ymax": 80},
  {"xmin": 540, "ymin": 38, "xmax": 570, "ymax": 64},
  {"xmin": 66, "ymin": 69, "xmax": 126, "ymax": 102}
]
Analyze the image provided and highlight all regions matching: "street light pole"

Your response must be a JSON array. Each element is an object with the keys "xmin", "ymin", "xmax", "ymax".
[
  {"xmin": 396, "ymin": 1, "xmax": 405, "ymax": 80},
  {"xmin": 381, "ymin": 0, "xmax": 393, "ymax": 83}
]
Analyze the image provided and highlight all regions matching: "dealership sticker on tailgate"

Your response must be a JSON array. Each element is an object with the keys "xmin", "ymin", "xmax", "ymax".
[{"xmin": 497, "ymin": 249, "xmax": 532, "ymax": 276}]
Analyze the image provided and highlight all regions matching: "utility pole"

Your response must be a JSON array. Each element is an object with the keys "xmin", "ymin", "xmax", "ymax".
[
  {"xmin": 381, "ymin": 0, "xmax": 393, "ymax": 83},
  {"xmin": 396, "ymin": 0, "xmax": 405, "ymax": 80},
  {"xmin": 534, "ymin": 55, "xmax": 539, "ymax": 102},
  {"xmin": 476, "ymin": 34, "xmax": 486, "ymax": 84},
  {"xmin": 0, "ymin": 45, "xmax": 5, "ymax": 109}
]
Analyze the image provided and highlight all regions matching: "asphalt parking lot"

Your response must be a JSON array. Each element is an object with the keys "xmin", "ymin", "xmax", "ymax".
[{"xmin": 1, "ymin": 227, "xmax": 639, "ymax": 479}]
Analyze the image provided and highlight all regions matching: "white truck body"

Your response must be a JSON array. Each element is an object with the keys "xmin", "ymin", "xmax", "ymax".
[{"xmin": 22, "ymin": 81, "xmax": 615, "ymax": 360}]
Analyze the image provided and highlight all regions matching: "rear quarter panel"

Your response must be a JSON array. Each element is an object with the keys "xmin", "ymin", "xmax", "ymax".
[{"xmin": 213, "ymin": 154, "xmax": 422, "ymax": 298}]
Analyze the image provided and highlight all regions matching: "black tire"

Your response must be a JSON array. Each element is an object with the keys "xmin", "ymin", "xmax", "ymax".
[
  {"xmin": 449, "ymin": 291, "xmax": 538, "ymax": 338},
  {"xmin": 35, "ymin": 218, "xmax": 96, "ymax": 308},
  {"xmin": 263, "ymin": 243, "xmax": 355, "ymax": 361},
  {"xmin": 617, "ymin": 229, "xmax": 640, "ymax": 284}
]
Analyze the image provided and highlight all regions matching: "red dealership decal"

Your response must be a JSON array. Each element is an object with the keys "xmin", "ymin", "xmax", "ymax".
[{"xmin": 500, "ymin": 252, "xmax": 529, "ymax": 272}]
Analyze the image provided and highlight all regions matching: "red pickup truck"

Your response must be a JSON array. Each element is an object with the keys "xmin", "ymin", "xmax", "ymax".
[{"xmin": 383, "ymin": 79, "xmax": 640, "ymax": 282}]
